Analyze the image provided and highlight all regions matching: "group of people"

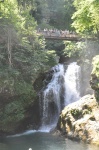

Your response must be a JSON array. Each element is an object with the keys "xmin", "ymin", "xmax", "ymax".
[{"xmin": 37, "ymin": 28, "xmax": 77, "ymax": 38}]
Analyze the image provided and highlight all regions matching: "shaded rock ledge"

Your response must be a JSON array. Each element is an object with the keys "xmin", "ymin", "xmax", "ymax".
[{"xmin": 57, "ymin": 95, "xmax": 99, "ymax": 145}]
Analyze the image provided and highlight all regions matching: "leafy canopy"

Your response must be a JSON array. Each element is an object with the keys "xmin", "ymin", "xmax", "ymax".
[
  {"xmin": 0, "ymin": 0, "xmax": 57, "ymax": 96},
  {"xmin": 72, "ymin": 0, "xmax": 99, "ymax": 35}
]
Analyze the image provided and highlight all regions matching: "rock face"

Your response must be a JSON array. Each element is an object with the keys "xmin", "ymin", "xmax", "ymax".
[
  {"xmin": 90, "ymin": 55, "xmax": 99, "ymax": 101},
  {"xmin": 57, "ymin": 95, "xmax": 99, "ymax": 145}
]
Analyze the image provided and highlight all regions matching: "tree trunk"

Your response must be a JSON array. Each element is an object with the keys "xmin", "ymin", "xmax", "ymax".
[{"xmin": 7, "ymin": 28, "xmax": 12, "ymax": 68}]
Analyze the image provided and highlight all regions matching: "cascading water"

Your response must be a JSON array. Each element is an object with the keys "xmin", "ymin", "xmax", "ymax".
[
  {"xmin": 64, "ymin": 62, "xmax": 81, "ymax": 105},
  {"xmin": 39, "ymin": 62, "xmax": 81, "ymax": 131},
  {"xmin": 39, "ymin": 64, "xmax": 65, "ymax": 131}
]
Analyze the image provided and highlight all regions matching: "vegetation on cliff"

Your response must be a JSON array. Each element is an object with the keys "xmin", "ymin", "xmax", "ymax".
[
  {"xmin": 0, "ymin": 0, "xmax": 58, "ymax": 134},
  {"xmin": 90, "ymin": 55, "xmax": 99, "ymax": 101}
]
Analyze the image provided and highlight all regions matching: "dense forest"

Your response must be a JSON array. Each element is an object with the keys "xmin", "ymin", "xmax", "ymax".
[{"xmin": 0, "ymin": 0, "xmax": 99, "ymax": 135}]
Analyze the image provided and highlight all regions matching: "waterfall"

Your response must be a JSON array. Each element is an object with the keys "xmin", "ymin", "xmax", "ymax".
[
  {"xmin": 39, "ymin": 64, "xmax": 65, "ymax": 131},
  {"xmin": 64, "ymin": 62, "xmax": 81, "ymax": 105},
  {"xmin": 39, "ymin": 62, "xmax": 81, "ymax": 131}
]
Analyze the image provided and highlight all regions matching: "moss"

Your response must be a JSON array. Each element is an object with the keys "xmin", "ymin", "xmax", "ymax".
[
  {"xmin": 92, "ymin": 55, "xmax": 99, "ymax": 78},
  {"xmin": 90, "ymin": 55, "xmax": 99, "ymax": 101},
  {"xmin": 0, "ymin": 91, "xmax": 36, "ymax": 133},
  {"xmin": 71, "ymin": 109, "xmax": 82, "ymax": 120},
  {"xmin": 82, "ymin": 105, "xmax": 92, "ymax": 115}
]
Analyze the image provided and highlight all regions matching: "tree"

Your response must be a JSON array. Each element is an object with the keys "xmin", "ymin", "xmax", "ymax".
[
  {"xmin": 0, "ymin": 0, "xmax": 58, "ymax": 134},
  {"xmin": 72, "ymin": 0, "xmax": 99, "ymax": 37},
  {"xmin": 30, "ymin": 0, "xmax": 75, "ymax": 30},
  {"xmin": 0, "ymin": 0, "xmax": 57, "ymax": 96},
  {"xmin": 48, "ymin": 0, "xmax": 75, "ymax": 30}
]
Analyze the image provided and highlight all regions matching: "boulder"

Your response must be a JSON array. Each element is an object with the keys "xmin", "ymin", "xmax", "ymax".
[{"xmin": 57, "ymin": 95, "xmax": 99, "ymax": 145}]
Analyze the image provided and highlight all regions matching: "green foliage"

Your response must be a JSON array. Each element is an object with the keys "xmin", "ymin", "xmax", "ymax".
[
  {"xmin": 63, "ymin": 41, "xmax": 85, "ymax": 58},
  {"xmin": 63, "ymin": 0, "xmax": 75, "ymax": 30},
  {"xmin": 71, "ymin": 109, "xmax": 82, "ymax": 120},
  {"xmin": 45, "ymin": 50, "xmax": 58, "ymax": 67},
  {"xmin": 38, "ymin": 22, "xmax": 53, "ymax": 30},
  {"xmin": 0, "ymin": 91, "xmax": 36, "ymax": 131},
  {"xmin": 0, "ymin": 0, "xmax": 58, "ymax": 133},
  {"xmin": 83, "ymin": 104, "xmax": 92, "ymax": 113},
  {"xmin": 46, "ymin": 40, "xmax": 64, "ymax": 56},
  {"xmin": 0, "ymin": 0, "xmax": 58, "ymax": 95},
  {"xmin": 72, "ymin": 0, "xmax": 99, "ymax": 36},
  {"xmin": 46, "ymin": 0, "xmax": 75, "ymax": 29},
  {"xmin": 32, "ymin": 0, "xmax": 75, "ymax": 30},
  {"xmin": 90, "ymin": 55, "xmax": 99, "ymax": 101},
  {"xmin": 92, "ymin": 55, "xmax": 99, "ymax": 77}
]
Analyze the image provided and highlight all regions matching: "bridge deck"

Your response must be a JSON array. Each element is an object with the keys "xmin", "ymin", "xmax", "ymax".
[
  {"xmin": 44, "ymin": 35, "xmax": 80, "ymax": 41},
  {"xmin": 37, "ymin": 31, "xmax": 81, "ymax": 41}
]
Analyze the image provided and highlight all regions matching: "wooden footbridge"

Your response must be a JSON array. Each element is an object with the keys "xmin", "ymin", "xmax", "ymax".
[
  {"xmin": 37, "ymin": 30, "xmax": 81, "ymax": 41},
  {"xmin": 44, "ymin": 35, "xmax": 79, "ymax": 41}
]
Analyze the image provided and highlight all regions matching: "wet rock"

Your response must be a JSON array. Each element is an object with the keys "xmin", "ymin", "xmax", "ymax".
[
  {"xmin": 57, "ymin": 95, "xmax": 99, "ymax": 145},
  {"xmin": 33, "ymin": 73, "xmax": 46, "ymax": 92}
]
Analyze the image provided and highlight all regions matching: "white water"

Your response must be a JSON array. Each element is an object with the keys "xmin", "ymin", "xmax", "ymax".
[
  {"xmin": 40, "ymin": 64, "xmax": 65, "ymax": 131},
  {"xmin": 40, "ymin": 62, "xmax": 81, "ymax": 131},
  {"xmin": 64, "ymin": 62, "xmax": 81, "ymax": 105}
]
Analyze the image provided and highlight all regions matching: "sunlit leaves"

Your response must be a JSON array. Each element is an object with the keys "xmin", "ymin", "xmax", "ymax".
[
  {"xmin": 72, "ymin": 0, "xmax": 99, "ymax": 35},
  {"xmin": 0, "ymin": 0, "xmax": 21, "ymax": 28},
  {"xmin": 63, "ymin": 41, "xmax": 85, "ymax": 57},
  {"xmin": 92, "ymin": 55, "xmax": 99, "ymax": 77},
  {"xmin": 0, "ymin": 0, "xmax": 59, "ymax": 133}
]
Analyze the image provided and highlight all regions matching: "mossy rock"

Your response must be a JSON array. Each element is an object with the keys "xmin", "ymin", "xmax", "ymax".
[
  {"xmin": 0, "ymin": 92, "xmax": 40, "ymax": 135},
  {"xmin": 90, "ymin": 55, "xmax": 99, "ymax": 101},
  {"xmin": 57, "ymin": 95, "xmax": 99, "ymax": 145}
]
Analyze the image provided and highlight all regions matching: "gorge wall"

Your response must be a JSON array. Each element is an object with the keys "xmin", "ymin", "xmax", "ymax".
[{"xmin": 57, "ymin": 55, "xmax": 99, "ymax": 145}]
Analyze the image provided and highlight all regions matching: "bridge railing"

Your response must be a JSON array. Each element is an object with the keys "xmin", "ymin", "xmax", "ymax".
[{"xmin": 36, "ymin": 29, "xmax": 79, "ymax": 39}]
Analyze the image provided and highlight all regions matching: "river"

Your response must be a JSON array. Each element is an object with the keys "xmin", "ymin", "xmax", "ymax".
[{"xmin": 0, "ymin": 131, "xmax": 99, "ymax": 150}]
